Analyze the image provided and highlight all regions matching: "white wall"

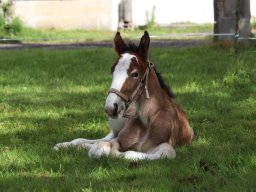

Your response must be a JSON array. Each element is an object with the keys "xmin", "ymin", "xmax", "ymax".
[
  {"xmin": 132, "ymin": 0, "xmax": 214, "ymax": 26},
  {"xmin": 251, "ymin": 0, "xmax": 256, "ymax": 20},
  {"xmin": 12, "ymin": 0, "xmax": 256, "ymax": 30},
  {"xmin": 132, "ymin": 0, "xmax": 256, "ymax": 26},
  {"xmin": 13, "ymin": 0, "xmax": 119, "ymax": 30}
]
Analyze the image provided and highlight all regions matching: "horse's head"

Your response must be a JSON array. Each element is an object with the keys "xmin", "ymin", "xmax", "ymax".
[{"xmin": 105, "ymin": 31, "xmax": 151, "ymax": 118}]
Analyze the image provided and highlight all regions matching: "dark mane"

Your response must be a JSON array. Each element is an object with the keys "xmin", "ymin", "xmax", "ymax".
[
  {"xmin": 155, "ymin": 69, "xmax": 175, "ymax": 99},
  {"xmin": 120, "ymin": 42, "xmax": 139, "ymax": 53},
  {"xmin": 127, "ymin": 42, "xmax": 139, "ymax": 52},
  {"xmin": 122, "ymin": 42, "xmax": 175, "ymax": 99}
]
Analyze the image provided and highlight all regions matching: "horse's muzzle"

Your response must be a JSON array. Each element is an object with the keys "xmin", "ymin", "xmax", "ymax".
[{"xmin": 105, "ymin": 103, "xmax": 119, "ymax": 118}]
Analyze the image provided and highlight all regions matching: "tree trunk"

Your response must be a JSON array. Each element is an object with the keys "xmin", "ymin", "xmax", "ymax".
[
  {"xmin": 118, "ymin": 0, "xmax": 133, "ymax": 30},
  {"xmin": 239, "ymin": 0, "xmax": 251, "ymax": 39},
  {"xmin": 214, "ymin": 0, "xmax": 251, "ymax": 43}
]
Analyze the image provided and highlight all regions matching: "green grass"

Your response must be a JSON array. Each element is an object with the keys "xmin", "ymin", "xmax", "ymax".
[
  {"xmin": 0, "ymin": 45, "xmax": 255, "ymax": 191},
  {"xmin": 0, "ymin": 23, "xmax": 213, "ymax": 43}
]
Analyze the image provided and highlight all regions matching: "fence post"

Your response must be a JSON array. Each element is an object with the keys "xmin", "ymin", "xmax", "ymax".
[
  {"xmin": 119, "ymin": 0, "xmax": 133, "ymax": 30},
  {"xmin": 238, "ymin": 0, "xmax": 251, "ymax": 43},
  {"xmin": 214, "ymin": 0, "xmax": 237, "ymax": 42},
  {"xmin": 234, "ymin": 0, "xmax": 240, "ymax": 55}
]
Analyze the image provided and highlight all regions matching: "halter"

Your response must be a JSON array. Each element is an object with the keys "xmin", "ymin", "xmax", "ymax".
[{"xmin": 108, "ymin": 61, "xmax": 154, "ymax": 118}]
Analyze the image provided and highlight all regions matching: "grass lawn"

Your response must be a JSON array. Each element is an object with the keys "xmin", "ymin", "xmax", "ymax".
[
  {"xmin": 1, "ymin": 23, "xmax": 213, "ymax": 43},
  {"xmin": 0, "ymin": 45, "xmax": 255, "ymax": 191}
]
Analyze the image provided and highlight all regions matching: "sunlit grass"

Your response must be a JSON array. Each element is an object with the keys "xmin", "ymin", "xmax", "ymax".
[
  {"xmin": 0, "ymin": 46, "xmax": 255, "ymax": 191},
  {"xmin": 0, "ymin": 23, "xmax": 213, "ymax": 43}
]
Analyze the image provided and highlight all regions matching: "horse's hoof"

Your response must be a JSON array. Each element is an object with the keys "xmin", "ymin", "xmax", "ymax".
[
  {"xmin": 53, "ymin": 144, "xmax": 61, "ymax": 151},
  {"xmin": 88, "ymin": 142, "xmax": 111, "ymax": 158}
]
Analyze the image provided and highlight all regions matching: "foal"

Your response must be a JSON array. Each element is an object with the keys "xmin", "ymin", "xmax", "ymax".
[{"xmin": 54, "ymin": 31, "xmax": 193, "ymax": 160}]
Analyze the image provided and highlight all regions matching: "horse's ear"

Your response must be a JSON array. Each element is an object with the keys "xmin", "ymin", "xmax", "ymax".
[
  {"xmin": 138, "ymin": 31, "xmax": 150, "ymax": 61},
  {"xmin": 113, "ymin": 32, "xmax": 127, "ymax": 55}
]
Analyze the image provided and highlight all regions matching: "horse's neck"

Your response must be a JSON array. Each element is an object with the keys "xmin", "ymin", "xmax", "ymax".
[{"xmin": 137, "ymin": 70, "xmax": 165, "ymax": 125}]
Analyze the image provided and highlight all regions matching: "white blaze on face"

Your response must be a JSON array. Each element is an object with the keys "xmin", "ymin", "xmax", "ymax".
[
  {"xmin": 105, "ymin": 53, "xmax": 137, "ymax": 114},
  {"xmin": 111, "ymin": 53, "xmax": 135, "ymax": 91}
]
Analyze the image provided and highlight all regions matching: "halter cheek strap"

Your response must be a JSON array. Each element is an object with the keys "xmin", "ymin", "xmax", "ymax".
[{"xmin": 108, "ymin": 61, "xmax": 154, "ymax": 118}]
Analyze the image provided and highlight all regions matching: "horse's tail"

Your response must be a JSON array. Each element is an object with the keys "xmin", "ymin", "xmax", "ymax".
[{"xmin": 173, "ymin": 104, "xmax": 194, "ymax": 146}]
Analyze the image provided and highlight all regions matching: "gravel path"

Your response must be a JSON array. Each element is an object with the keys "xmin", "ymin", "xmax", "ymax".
[{"xmin": 0, "ymin": 39, "xmax": 208, "ymax": 50}]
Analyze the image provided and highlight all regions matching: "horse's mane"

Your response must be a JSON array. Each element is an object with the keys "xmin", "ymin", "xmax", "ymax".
[
  {"xmin": 155, "ymin": 71, "xmax": 175, "ymax": 98},
  {"xmin": 122, "ymin": 42, "xmax": 140, "ymax": 53},
  {"xmin": 125, "ymin": 42, "xmax": 175, "ymax": 99}
]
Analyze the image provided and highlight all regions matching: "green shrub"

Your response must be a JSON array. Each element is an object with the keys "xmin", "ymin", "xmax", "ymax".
[
  {"xmin": 10, "ymin": 17, "xmax": 23, "ymax": 34},
  {"xmin": 0, "ymin": 16, "xmax": 23, "ymax": 35},
  {"xmin": 0, "ymin": 15, "xmax": 5, "ymax": 30},
  {"xmin": 0, "ymin": 15, "xmax": 5, "ymax": 36}
]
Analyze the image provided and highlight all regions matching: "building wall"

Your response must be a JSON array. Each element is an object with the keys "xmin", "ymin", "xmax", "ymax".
[
  {"xmin": 132, "ymin": 0, "xmax": 214, "ymax": 26},
  {"xmin": 12, "ymin": 0, "xmax": 256, "ymax": 31},
  {"xmin": 133, "ymin": 0, "xmax": 256, "ymax": 26},
  {"xmin": 251, "ymin": 0, "xmax": 256, "ymax": 20},
  {"xmin": 13, "ymin": 0, "xmax": 120, "ymax": 30}
]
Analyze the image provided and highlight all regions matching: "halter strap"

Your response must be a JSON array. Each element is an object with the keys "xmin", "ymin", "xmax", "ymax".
[
  {"xmin": 108, "ymin": 88, "xmax": 130, "ymax": 102},
  {"xmin": 108, "ymin": 61, "xmax": 154, "ymax": 118}
]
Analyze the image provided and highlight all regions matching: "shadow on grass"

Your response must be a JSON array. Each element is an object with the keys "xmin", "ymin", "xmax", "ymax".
[
  {"xmin": 0, "ymin": 47, "xmax": 255, "ymax": 191},
  {"xmin": 0, "ymin": 89, "xmax": 110, "ymax": 148},
  {"xmin": 0, "ymin": 87, "xmax": 255, "ymax": 191}
]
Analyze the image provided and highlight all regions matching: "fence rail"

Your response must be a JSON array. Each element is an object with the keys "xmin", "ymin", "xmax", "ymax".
[{"xmin": 0, "ymin": 32, "xmax": 256, "ymax": 42}]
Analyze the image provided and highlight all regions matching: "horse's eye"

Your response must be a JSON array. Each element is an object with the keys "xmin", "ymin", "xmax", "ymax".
[{"xmin": 131, "ymin": 72, "xmax": 139, "ymax": 79}]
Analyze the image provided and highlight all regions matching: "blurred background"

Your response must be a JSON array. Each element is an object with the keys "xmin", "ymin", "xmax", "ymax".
[{"xmin": 0, "ymin": 0, "xmax": 255, "ymax": 43}]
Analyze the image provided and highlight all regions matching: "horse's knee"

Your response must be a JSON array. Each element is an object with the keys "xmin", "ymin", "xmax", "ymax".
[
  {"xmin": 163, "ymin": 144, "xmax": 176, "ymax": 159},
  {"xmin": 150, "ymin": 143, "xmax": 176, "ymax": 159},
  {"xmin": 88, "ymin": 141, "xmax": 112, "ymax": 158}
]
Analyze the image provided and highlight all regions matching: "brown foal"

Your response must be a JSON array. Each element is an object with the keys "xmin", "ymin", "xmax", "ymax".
[{"xmin": 54, "ymin": 31, "xmax": 193, "ymax": 160}]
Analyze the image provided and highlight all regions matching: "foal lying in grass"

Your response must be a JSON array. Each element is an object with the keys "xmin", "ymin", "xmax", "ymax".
[{"xmin": 54, "ymin": 31, "xmax": 194, "ymax": 160}]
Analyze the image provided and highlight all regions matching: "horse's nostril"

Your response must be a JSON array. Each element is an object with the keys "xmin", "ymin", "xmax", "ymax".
[
  {"xmin": 105, "ymin": 103, "xmax": 119, "ymax": 117},
  {"xmin": 113, "ymin": 103, "xmax": 118, "ymax": 117}
]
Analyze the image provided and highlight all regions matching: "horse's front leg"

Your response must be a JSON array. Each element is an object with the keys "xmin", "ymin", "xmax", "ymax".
[
  {"xmin": 88, "ymin": 141, "xmax": 176, "ymax": 160},
  {"xmin": 53, "ymin": 131, "xmax": 115, "ymax": 151},
  {"xmin": 120, "ymin": 143, "xmax": 176, "ymax": 160},
  {"xmin": 87, "ymin": 138, "xmax": 122, "ymax": 158},
  {"xmin": 54, "ymin": 117, "xmax": 127, "ymax": 151}
]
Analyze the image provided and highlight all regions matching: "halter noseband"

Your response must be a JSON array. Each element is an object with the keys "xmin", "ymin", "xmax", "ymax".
[{"xmin": 108, "ymin": 61, "xmax": 154, "ymax": 118}]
